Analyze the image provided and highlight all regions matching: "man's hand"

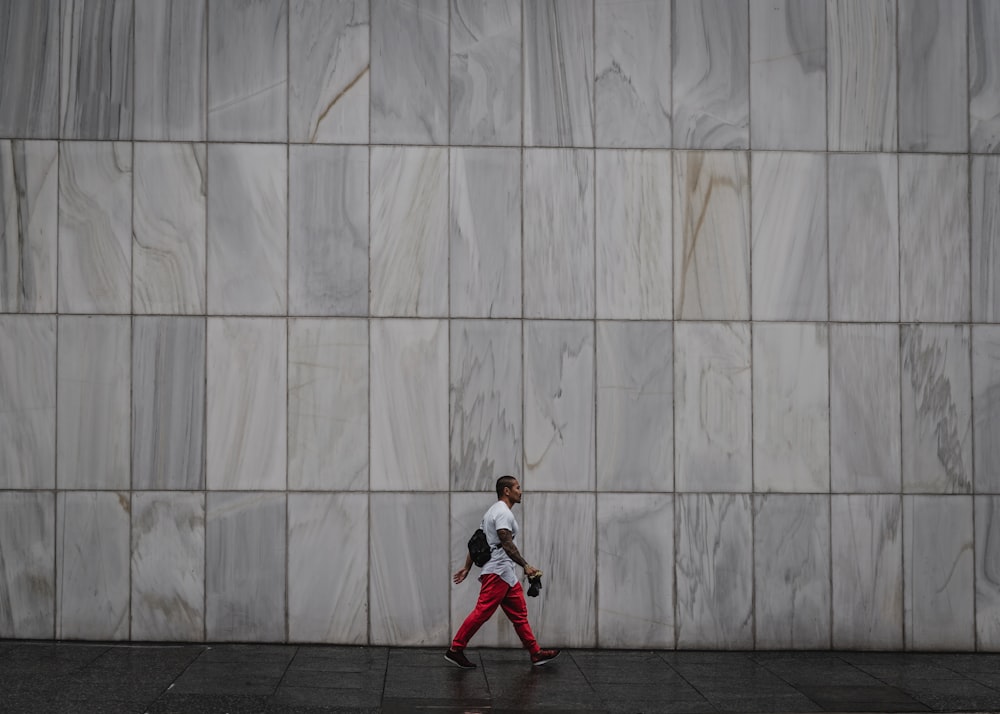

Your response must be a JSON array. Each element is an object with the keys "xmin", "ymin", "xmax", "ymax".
[
  {"xmin": 453, "ymin": 566, "xmax": 470, "ymax": 584},
  {"xmin": 524, "ymin": 565, "xmax": 540, "ymax": 579}
]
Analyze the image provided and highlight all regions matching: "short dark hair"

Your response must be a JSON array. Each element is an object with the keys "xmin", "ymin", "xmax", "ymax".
[{"xmin": 496, "ymin": 475, "xmax": 517, "ymax": 499}]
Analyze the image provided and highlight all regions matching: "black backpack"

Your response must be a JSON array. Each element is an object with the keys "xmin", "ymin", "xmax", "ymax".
[{"xmin": 467, "ymin": 528, "xmax": 492, "ymax": 567}]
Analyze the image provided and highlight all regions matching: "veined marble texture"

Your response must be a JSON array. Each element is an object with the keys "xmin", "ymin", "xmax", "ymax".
[
  {"xmin": 676, "ymin": 493, "xmax": 753, "ymax": 649},
  {"xmin": 754, "ymin": 495, "xmax": 830, "ymax": 649},
  {"xmin": 370, "ymin": 147, "xmax": 448, "ymax": 317},
  {"xmin": 0, "ymin": 316, "xmax": 55, "ymax": 489},
  {"xmin": 207, "ymin": 0, "xmax": 287, "ymax": 141},
  {"xmin": 596, "ymin": 321, "xmax": 673, "ymax": 492},
  {"xmin": 976, "ymin": 496, "xmax": 1000, "ymax": 648},
  {"xmin": 60, "ymin": 0, "xmax": 133, "ymax": 140},
  {"xmin": 827, "ymin": 0, "xmax": 896, "ymax": 151},
  {"xmin": 370, "ymin": 319, "xmax": 448, "ymax": 491},
  {"xmin": 133, "ymin": 143, "xmax": 206, "ymax": 314},
  {"xmin": 207, "ymin": 144, "xmax": 286, "ymax": 315},
  {"xmin": 970, "ymin": 0, "xmax": 1000, "ymax": 152},
  {"xmin": 523, "ymin": 321, "xmax": 594, "ymax": 492},
  {"xmin": 132, "ymin": 317, "xmax": 205, "ymax": 491},
  {"xmin": 596, "ymin": 150, "xmax": 672, "ymax": 320},
  {"xmin": 674, "ymin": 151, "xmax": 749, "ymax": 320},
  {"xmin": 290, "ymin": 0, "xmax": 369, "ymax": 144},
  {"xmin": 58, "ymin": 142, "xmax": 132, "ymax": 314},
  {"xmin": 672, "ymin": 0, "xmax": 748, "ymax": 149},
  {"xmin": 674, "ymin": 322, "xmax": 751, "ymax": 492},
  {"xmin": 829, "ymin": 153, "xmax": 899, "ymax": 322},
  {"xmin": 57, "ymin": 316, "xmax": 130, "ymax": 490},
  {"xmin": 524, "ymin": 150, "xmax": 594, "ymax": 319},
  {"xmin": 903, "ymin": 495, "xmax": 975, "ymax": 650},
  {"xmin": 205, "ymin": 492, "xmax": 286, "ymax": 642},
  {"xmin": 288, "ymin": 493, "xmax": 367, "ymax": 643},
  {"xmin": 524, "ymin": 0, "xmax": 594, "ymax": 147},
  {"xmin": 597, "ymin": 494, "xmax": 673, "ymax": 648},
  {"xmin": 450, "ymin": 0, "xmax": 521, "ymax": 145},
  {"xmin": 830, "ymin": 324, "xmax": 901, "ymax": 493},
  {"xmin": 0, "ymin": 492, "xmax": 54, "ymax": 638},
  {"xmin": 901, "ymin": 325, "xmax": 972, "ymax": 494},
  {"xmin": 972, "ymin": 156, "xmax": 1000, "ymax": 322},
  {"xmin": 134, "ymin": 0, "xmax": 206, "ymax": 140},
  {"xmin": 206, "ymin": 318, "xmax": 286, "ymax": 490},
  {"xmin": 898, "ymin": 0, "xmax": 967, "ymax": 152},
  {"xmin": 371, "ymin": 0, "xmax": 448, "ymax": 144},
  {"xmin": 0, "ymin": 1, "xmax": 59, "ymax": 137},
  {"xmin": 900, "ymin": 155, "xmax": 970, "ymax": 322},
  {"xmin": 450, "ymin": 320, "xmax": 521, "ymax": 492},
  {"xmin": 0, "ymin": 141, "xmax": 57, "ymax": 312},
  {"xmin": 973, "ymin": 327, "xmax": 1000, "ymax": 493},
  {"xmin": 749, "ymin": 0, "xmax": 825, "ymax": 150},
  {"xmin": 290, "ymin": 145, "xmax": 368, "ymax": 316},
  {"xmin": 56, "ymin": 491, "xmax": 130, "ymax": 640},
  {"xmin": 130, "ymin": 492, "xmax": 205, "ymax": 642},
  {"xmin": 370, "ymin": 494, "xmax": 449, "ymax": 645},
  {"xmin": 450, "ymin": 148, "xmax": 521, "ymax": 317},
  {"xmin": 751, "ymin": 152, "xmax": 827, "ymax": 321},
  {"xmin": 595, "ymin": 0, "xmax": 670, "ymax": 148},
  {"xmin": 831, "ymin": 495, "xmax": 903, "ymax": 649},
  {"xmin": 288, "ymin": 318, "xmax": 368, "ymax": 491}
]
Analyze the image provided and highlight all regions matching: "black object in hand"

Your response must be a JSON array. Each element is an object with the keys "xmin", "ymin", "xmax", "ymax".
[{"xmin": 526, "ymin": 575, "xmax": 542, "ymax": 597}]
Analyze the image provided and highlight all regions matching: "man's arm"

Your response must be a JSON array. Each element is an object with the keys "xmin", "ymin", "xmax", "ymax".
[
  {"xmin": 453, "ymin": 551, "xmax": 473, "ymax": 584},
  {"xmin": 498, "ymin": 529, "xmax": 539, "ymax": 578}
]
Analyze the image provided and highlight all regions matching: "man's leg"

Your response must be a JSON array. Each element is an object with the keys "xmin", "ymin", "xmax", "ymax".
[
  {"xmin": 499, "ymin": 582, "xmax": 540, "ymax": 655},
  {"xmin": 451, "ymin": 574, "xmax": 507, "ymax": 650}
]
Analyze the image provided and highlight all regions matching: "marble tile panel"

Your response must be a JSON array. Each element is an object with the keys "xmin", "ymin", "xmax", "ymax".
[
  {"xmin": 450, "ymin": 320, "xmax": 521, "ymax": 492},
  {"xmin": 595, "ymin": 0, "xmax": 670, "ymax": 148},
  {"xmin": 596, "ymin": 150, "xmax": 672, "ymax": 320},
  {"xmin": 134, "ymin": 0, "xmax": 206, "ymax": 140},
  {"xmin": 597, "ymin": 494, "xmax": 673, "ymax": 648},
  {"xmin": 524, "ymin": 0, "xmax": 594, "ymax": 147},
  {"xmin": 450, "ymin": 0, "xmax": 521, "ymax": 145},
  {"xmin": 827, "ymin": 0, "xmax": 896, "ymax": 151},
  {"xmin": 57, "ymin": 316, "xmax": 130, "ymax": 490},
  {"xmin": 56, "ymin": 491, "xmax": 130, "ymax": 640},
  {"xmin": 971, "ymin": 0, "xmax": 1000, "ymax": 153},
  {"xmin": 206, "ymin": 318, "xmax": 286, "ymax": 491},
  {"xmin": 898, "ymin": 0, "xmax": 967, "ymax": 152},
  {"xmin": 903, "ymin": 495, "xmax": 975, "ymax": 650},
  {"xmin": 289, "ymin": 0, "xmax": 369, "ymax": 144},
  {"xmin": 132, "ymin": 317, "xmax": 206, "ymax": 491},
  {"xmin": 60, "ymin": 0, "xmax": 133, "ymax": 140},
  {"xmin": 829, "ymin": 153, "xmax": 899, "ymax": 321},
  {"xmin": 672, "ymin": 0, "xmax": 749, "ymax": 149},
  {"xmin": 133, "ymin": 143, "xmax": 206, "ymax": 314},
  {"xmin": 205, "ymin": 492, "xmax": 286, "ymax": 642},
  {"xmin": 0, "ymin": 316, "xmax": 55, "ymax": 489},
  {"xmin": 0, "ymin": 141, "xmax": 57, "ymax": 312},
  {"xmin": 976, "ymin": 496, "xmax": 1000, "ymax": 649},
  {"xmin": 830, "ymin": 325, "xmax": 902, "ymax": 493},
  {"xmin": 0, "ymin": 1, "xmax": 59, "ymax": 137},
  {"xmin": 370, "ymin": 493, "xmax": 449, "ymax": 645},
  {"xmin": 831, "ymin": 495, "xmax": 903, "ymax": 650},
  {"xmin": 207, "ymin": 0, "xmax": 286, "ymax": 141},
  {"xmin": 901, "ymin": 325, "xmax": 973, "ymax": 494},
  {"xmin": 370, "ymin": 319, "xmax": 448, "ymax": 491},
  {"xmin": 753, "ymin": 323, "xmax": 830, "ymax": 493},
  {"xmin": 973, "ymin": 326, "xmax": 1000, "ymax": 493},
  {"xmin": 370, "ymin": 147, "xmax": 448, "ymax": 317},
  {"xmin": 751, "ymin": 152, "xmax": 827, "ymax": 321},
  {"xmin": 206, "ymin": 144, "xmax": 286, "ymax": 315},
  {"xmin": 58, "ymin": 142, "xmax": 132, "ymax": 314},
  {"xmin": 676, "ymin": 493, "xmax": 753, "ymax": 649},
  {"xmin": 0, "ymin": 492, "xmax": 54, "ymax": 638},
  {"xmin": 288, "ymin": 318, "xmax": 368, "ymax": 491},
  {"xmin": 972, "ymin": 156, "xmax": 1000, "ymax": 322},
  {"xmin": 523, "ymin": 149, "xmax": 594, "ymax": 319},
  {"xmin": 674, "ymin": 322, "xmax": 752, "ymax": 492},
  {"xmin": 371, "ymin": 0, "xmax": 447, "ymax": 144},
  {"xmin": 289, "ymin": 145, "xmax": 368, "ymax": 316},
  {"xmin": 900, "ymin": 155, "xmax": 970, "ymax": 322},
  {"xmin": 523, "ymin": 321, "xmax": 595, "ymax": 492},
  {"xmin": 596, "ymin": 321, "xmax": 673, "ymax": 492},
  {"xmin": 130, "ymin": 492, "xmax": 205, "ymax": 642},
  {"xmin": 288, "ymin": 493, "xmax": 367, "ymax": 643},
  {"xmin": 450, "ymin": 148, "xmax": 521, "ymax": 318},
  {"xmin": 673, "ymin": 151, "xmax": 750, "ymax": 320}
]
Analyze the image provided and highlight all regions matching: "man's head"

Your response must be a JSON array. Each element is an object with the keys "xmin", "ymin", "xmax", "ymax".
[{"xmin": 496, "ymin": 475, "xmax": 522, "ymax": 504}]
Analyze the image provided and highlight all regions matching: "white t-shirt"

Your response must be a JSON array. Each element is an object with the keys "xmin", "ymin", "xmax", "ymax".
[{"xmin": 479, "ymin": 500, "xmax": 519, "ymax": 587}]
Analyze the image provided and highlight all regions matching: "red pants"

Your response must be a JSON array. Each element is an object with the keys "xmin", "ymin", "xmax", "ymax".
[{"xmin": 452, "ymin": 574, "xmax": 540, "ymax": 654}]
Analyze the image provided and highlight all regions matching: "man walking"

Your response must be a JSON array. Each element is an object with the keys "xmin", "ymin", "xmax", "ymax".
[{"xmin": 446, "ymin": 475, "xmax": 560, "ymax": 668}]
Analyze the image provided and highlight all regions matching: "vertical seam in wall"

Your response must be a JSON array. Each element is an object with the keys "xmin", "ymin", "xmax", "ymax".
[
  {"xmin": 202, "ymin": 0, "xmax": 210, "ymax": 646},
  {"xmin": 284, "ymin": 0, "xmax": 291, "ymax": 645},
  {"xmin": 367, "ymin": 0, "xmax": 373, "ymax": 643},
  {"xmin": 53, "ymin": 0, "xmax": 64, "ymax": 641},
  {"xmin": 590, "ymin": 0, "xmax": 598, "ymax": 650},
  {"xmin": 745, "ymin": 0, "xmax": 755, "ymax": 646},
  {"xmin": 446, "ymin": 0, "xmax": 453, "ymax": 645},
  {"xmin": 128, "ymin": 0, "xmax": 136, "ymax": 641},
  {"xmin": 968, "ymin": 0, "xmax": 978, "ymax": 650}
]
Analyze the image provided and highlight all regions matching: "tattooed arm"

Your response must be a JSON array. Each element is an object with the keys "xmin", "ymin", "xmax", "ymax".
[{"xmin": 498, "ymin": 529, "xmax": 539, "ymax": 578}]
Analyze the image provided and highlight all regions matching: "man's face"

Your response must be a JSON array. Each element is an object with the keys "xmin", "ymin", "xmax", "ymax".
[{"xmin": 506, "ymin": 480, "xmax": 522, "ymax": 504}]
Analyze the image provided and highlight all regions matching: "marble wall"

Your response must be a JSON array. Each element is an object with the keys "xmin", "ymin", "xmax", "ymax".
[{"xmin": 1, "ymin": 0, "xmax": 1000, "ymax": 651}]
